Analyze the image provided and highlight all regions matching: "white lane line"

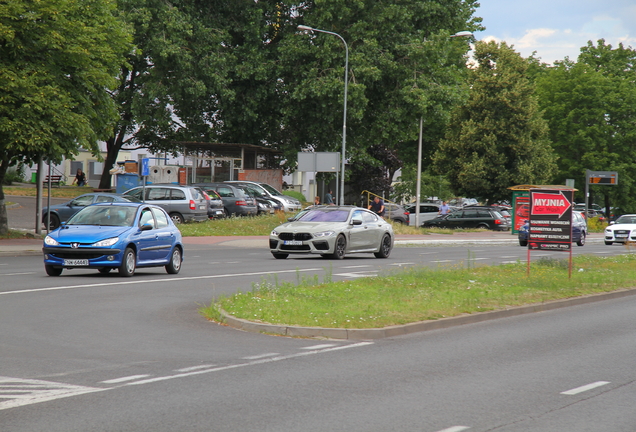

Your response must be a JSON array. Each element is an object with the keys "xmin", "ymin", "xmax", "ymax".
[
  {"xmin": 561, "ymin": 381, "xmax": 610, "ymax": 395},
  {"xmin": 301, "ymin": 344, "xmax": 336, "ymax": 350},
  {"xmin": 472, "ymin": 258, "xmax": 488, "ymax": 261},
  {"xmin": 436, "ymin": 426, "xmax": 470, "ymax": 432},
  {"xmin": 242, "ymin": 353, "xmax": 280, "ymax": 360},
  {"xmin": 125, "ymin": 342, "xmax": 374, "ymax": 387},
  {"xmin": 175, "ymin": 365, "xmax": 217, "ymax": 372},
  {"xmin": 340, "ymin": 265, "xmax": 371, "ymax": 269},
  {"xmin": 333, "ymin": 272, "xmax": 377, "ymax": 278},
  {"xmin": 500, "ymin": 261, "xmax": 519, "ymax": 264},
  {"xmin": 0, "ymin": 272, "xmax": 36, "ymax": 276},
  {"xmin": 390, "ymin": 262, "xmax": 414, "ymax": 266},
  {"xmin": 100, "ymin": 375, "xmax": 150, "ymax": 384},
  {"xmin": 0, "ymin": 377, "xmax": 105, "ymax": 411},
  {"xmin": 0, "ymin": 268, "xmax": 323, "ymax": 296},
  {"xmin": 431, "ymin": 260, "xmax": 453, "ymax": 263}
]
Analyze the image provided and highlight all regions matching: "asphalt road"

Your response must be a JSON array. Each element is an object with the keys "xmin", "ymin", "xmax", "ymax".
[
  {"xmin": 5, "ymin": 195, "xmax": 68, "ymax": 231},
  {"xmin": 2, "ymin": 241, "xmax": 636, "ymax": 431}
]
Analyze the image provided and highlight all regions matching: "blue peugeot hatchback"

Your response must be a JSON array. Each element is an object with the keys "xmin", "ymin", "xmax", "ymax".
[{"xmin": 43, "ymin": 203, "xmax": 183, "ymax": 277}]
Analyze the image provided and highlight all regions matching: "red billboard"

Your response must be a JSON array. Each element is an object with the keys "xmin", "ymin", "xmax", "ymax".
[{"xmin": 527, "ymin": 189, "xmax": 573, "ymax": 251}]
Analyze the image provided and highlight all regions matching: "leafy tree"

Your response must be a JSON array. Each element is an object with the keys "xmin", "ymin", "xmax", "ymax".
[
  {"xmin": 0, "ymin": 0, "xmax": 130, "ymax": 234},
  {"xmin": 535, "ymin": 40, "xmax": 636, "ymax": 215},
  {"xmin": 433, "ymin": 41, "xmax": 557, "ymax": 203}
]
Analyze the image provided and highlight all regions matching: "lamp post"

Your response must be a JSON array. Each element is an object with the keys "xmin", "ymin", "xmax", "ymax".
[
  {"xmin": 414, "ymin": 30, "xmax": 473, "ymax": 227},
  {"xmin": 298, "ymin": 25, "xmax": 348, "ymax": 206}
]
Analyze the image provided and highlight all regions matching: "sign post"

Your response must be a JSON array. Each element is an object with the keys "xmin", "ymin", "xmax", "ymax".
[{"xmin": 527, "ymin": 188, "xmax": 574, "ymax": 277}]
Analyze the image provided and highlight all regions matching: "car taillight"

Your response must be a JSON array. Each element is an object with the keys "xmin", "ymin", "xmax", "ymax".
[
  {"xmin": 189, "ymin": 200, "xmax": 196, "ymax": 210},
  {"xmin": 403, "ymin": 212, "xmax": 409, "ymax": 216},
  {"xmin": 495, "ymin": 219, "xmax": 501, "ymax": 224},
  {"xmin": 235, "ymin": 200, "xmax": 247, "ymax": 206}
]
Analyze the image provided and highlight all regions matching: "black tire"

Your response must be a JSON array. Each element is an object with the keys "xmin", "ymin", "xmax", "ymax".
[
  {"xmin": 605, "ymin": 240, "xmax": 613, "ymax": 245},
  {"xmin": 119, "ymin": 247, "xmax": 136, "ymax": 277},
  {"xmin": 374, "ymin": 234, "xmax": 393, "ymax": 258},
  {"xmin": 519, "ymin": 239, "xmax": 528, "ymax": 247},
  {"xmin": 476, "ymin": 223, "xmax": 489, "ymax": 229},
  {"xmin": 272, "ymin": 253, "xmax": 288, "ymax": 259},
  {"xmin": 98, "ymin": 267, "xmax": 112, "ymax": 274},
  {"xmin": 165, "ymin": 247, "xmax": 182, "ymax": 274},
  {"xmin": 330, "ymin": 235, "xmax": 346, "ymax": 260},
  {"xmin": 169, "ymin": 213, "xmax": 184, "ymax": 224},
  {"xmin": 576, "ymin": 232, "xmax": 586, "ymax": 246},
  {"xmin": 45, "ymin": 265, "xmax": 63, "ymax": 276},
  {"xmin": 45, "ymin": 213, "xmax": 60, "ymax": 230},
  {"xmin": 224, "ymin": 208, "xmax": 231, "ymax": 218}
]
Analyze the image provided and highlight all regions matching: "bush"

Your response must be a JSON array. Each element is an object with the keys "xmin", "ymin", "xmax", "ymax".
[
  {"xmin": 3, "ymin": 165, "xmax": 25, "ymax": 185},
  {"xmin": 284, "ymin": 190, "xmax": 306, "ymax": 202}
]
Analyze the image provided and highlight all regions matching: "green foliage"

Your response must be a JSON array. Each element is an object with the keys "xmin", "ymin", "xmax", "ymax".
[
  {"xmin": 535, "ymin": 40, "xmax": 636, "ymax": 214},
  {"xmin": 2, "ymin": 164, "xmax": 24, "ymax": 185},
  {"xmin": 283, "ymin": 190, "xmax": 306, "ymax": 203},
  {"xmin": 433, "ymin": 41, "xmax": 557, "ymax": 203}
]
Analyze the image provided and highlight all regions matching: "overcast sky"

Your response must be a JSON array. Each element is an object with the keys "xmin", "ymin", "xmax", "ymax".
[{"xmin": 474, "ymin": 0, "xmax": 636, "ymax": 64}]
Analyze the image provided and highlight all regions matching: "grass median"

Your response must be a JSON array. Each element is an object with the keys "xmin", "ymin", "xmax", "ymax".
[{"xmin": 200, "ymin": 253, "xmax": 636, "ymax": 329}]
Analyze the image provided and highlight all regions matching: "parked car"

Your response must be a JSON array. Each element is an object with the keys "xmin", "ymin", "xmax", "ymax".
[
  {"xmin": 239, "ymin": 184, "xmax": 277, "ymax": 214},
  {"xmin": 422, "ymin": 208, "xmax": 511, "ymax": 231},
  {"xmin": 197, "ymin": 187, "xmax": 225, "ymax": 219},
  {"xmin": 604, "ymin": 214, "xmax": 636, "ymax": 245},
  {"xmin": 269, "ymin": 205, "xmax": 394, "ymax": 259},
  {"xmin": 123, "ymin": 184, "xmax": 209, "ymax": 224},
  {"xmin": 42, "ymin": 203, "xmax": 183, "ymax": 277},
  {"xmin": 518, "ymin": 211, "xmax": 587, "ymax": 247},
  {"xmin": 405, "ymin": 203, "xmax": 443, "ymax": 226},
  {"xmin": 42, "ymin": 192, "xmax": 142, "ymax": 230},
  {"xmin": 384, "ymin": 203, "xmax": 409, "ymax": 224},
  {"xmin": 225, "ymin": 181, "xmax": 302, "ymax": 212},
  {"xmin": 194, "ymin": 183, "xmax": 258, "ymax": 217},
  {"xmin": 464, "ymin": 205, "xmax": 512, "ymax": 222}
]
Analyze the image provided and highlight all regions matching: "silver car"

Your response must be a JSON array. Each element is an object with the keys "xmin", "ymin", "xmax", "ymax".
[
  {"xmin": 123, "ymin": 184, "xmax": 209, "ymax": 224},
  {"xmin": 269, "ymin": 206, "xmax": 394, "ymax": 260}
]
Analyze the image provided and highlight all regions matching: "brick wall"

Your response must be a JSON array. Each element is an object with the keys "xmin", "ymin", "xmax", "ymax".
[{"xmin": 238, "ymin": 169, "xmax": 283, "ymax": 190}]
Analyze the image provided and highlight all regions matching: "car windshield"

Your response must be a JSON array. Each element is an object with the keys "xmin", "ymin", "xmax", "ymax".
[
  {"xmin": 296, "ymin": 209, "xmax": 350, "ymax": 222},
  {"xmin": 615, "ymin": 215, "xmax": 636, "ymax": 224},
  {"xmin": 67, "ymin": 206, "xmax": 137, "ymax": 226},
  {"xmin": 259, "ymin": 183, "xmax": 283, "ymax": 197}
]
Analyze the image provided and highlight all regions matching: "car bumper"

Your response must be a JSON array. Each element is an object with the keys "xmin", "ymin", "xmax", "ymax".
[
  {"xmin": 43, "ymin": 246, "xmax": 124, "ymax": 268},
  {"xmin": 269, "ymin": 237, "xmax": 334, "ymax": 254}
]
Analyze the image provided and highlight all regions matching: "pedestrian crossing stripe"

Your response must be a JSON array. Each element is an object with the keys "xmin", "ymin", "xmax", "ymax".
[{"xmin": 0, "ymin": 376, "xmax": 105, "ymax": 410}]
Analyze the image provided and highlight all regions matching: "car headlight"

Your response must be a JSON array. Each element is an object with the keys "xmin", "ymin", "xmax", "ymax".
[
  {"xmin": 92, "ymin": 237, "xmax": 119, "ymax": 247},
  {"xmin": 44, "ymin": 235, "xmax": 59, "ymax": 246},
  {"xmin": 605, "ymin": 228, "xmax": 612, "ymax": 234},
  {"xmin": 271, "ymin": 230, "xmax": 279, "ymax": 236},
  {"xmin": 313, "ymin": 230, "xmax": 335, "ymax": 238}
]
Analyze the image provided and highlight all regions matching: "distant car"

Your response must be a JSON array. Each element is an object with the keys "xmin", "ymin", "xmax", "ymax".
[
  {"xmin": 42, "ymin": 192, "xmax": 142, "ymax": 230},
  {"xmin": 197, "ymin": 187, "xmax": 225, "ymax": 219},
  {"xmin": 123, "ymin": 184, "xmax": 209, "ymax": 224},
  {"xmin": 269, "ymin": 206, "xmax": 394, "ymax": 260},
  {"xmin": 604, "ymin": 214, "xmax": 636, "ymax": 245},
  {"xmin": 464, "ymin": 205, "xmax": 512, "ymax": 222},
  {"xmin": 423, "ymin": 208, "xmax": 511, "ymax": 231},
  {"xmin": 518, "ymin": 211, "xmax": 587, "ymax": 246},
  {"xmin": 384, "ymin": 203, "xmax": 409, "ymax": 224},
  {"xmin": 42, "ymin": 203, "xmax": 183, "ymax": 277},
  {"xmin": 405, "ymin": 203, "xmax": 443, "ymax": 226},
  {"xmin": 194, "ymin": 183, "xmax": 258, "ymax": 217},
  {"xmin": 225, "ymin": 181, "xmax": 302, "ymax": 212}
]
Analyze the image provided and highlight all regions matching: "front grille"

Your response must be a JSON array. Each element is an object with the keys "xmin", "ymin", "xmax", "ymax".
[
  {"xmin": 50, "ymin": 252, "xmax": 107, "ymax": 260},
  {"xmin": 614, "ymin": 230, "xmax": 630, "ymax": 235},
  {"xmin": 278, "ymin": 232, "xmax": 312, "ymax": 241},
  {"xmin": 280, "ymin": 244, "xmax": 311, "ymax": 251},
  {"xmin": 269, "ymin": 239, "xmax": 279, "ymax": 249},
  {"xmin": 313, "ymin": 241, "xmax": 329, "ymax": 251}
]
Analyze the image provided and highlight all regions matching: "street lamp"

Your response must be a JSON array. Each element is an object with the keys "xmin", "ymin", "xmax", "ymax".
[
  {"xmin": 414, "ymin": 30, "xmax": 473, "ymax": 227},
  {"xmin": 298, "ymin": 25, "xmax": 349, "ymax": 206}
]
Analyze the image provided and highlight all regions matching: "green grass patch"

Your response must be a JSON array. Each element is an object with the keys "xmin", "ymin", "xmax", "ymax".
[{"xmin": 200, "ymin": 254, "xmax": 636, "ymax": 329}]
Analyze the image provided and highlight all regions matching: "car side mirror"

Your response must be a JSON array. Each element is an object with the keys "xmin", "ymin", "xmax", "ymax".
[
  {"xmin": 140, "ymin": 223, "xmax": 153, "ymax": 231},
  {"xmin": 609, "ymin": 221, "xmax": 615, "ymax": 225},
  {"xmin": 351, "ymin": 219, "xmax": 363, "ymax": 226}
]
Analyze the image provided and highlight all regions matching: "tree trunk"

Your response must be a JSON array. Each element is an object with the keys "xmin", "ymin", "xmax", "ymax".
[
  {"xmin": 98, "ymin": 133, "xmax": 125, "ymax": 190},
  {"xmin": 0, "ymin": 161, "xmax": 9, "ymax": 235}
]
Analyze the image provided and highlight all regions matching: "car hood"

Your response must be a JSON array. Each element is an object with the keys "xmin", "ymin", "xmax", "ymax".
[
  {"xmin": 275, "ymin": 221, "xmax": 349, "ymax": 232},
  {"xmin": 47, "ymin": 225, "xmax": 131, "ymax": 243},
  {"xmin": 607, "ymin": 223, "xmax": 636, "ymax": 230}
]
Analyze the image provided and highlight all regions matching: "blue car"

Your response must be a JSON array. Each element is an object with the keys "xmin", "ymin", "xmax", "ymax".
[{"xmin": 43, "ymin": 203, "xmax": 183, "ymax": 277}]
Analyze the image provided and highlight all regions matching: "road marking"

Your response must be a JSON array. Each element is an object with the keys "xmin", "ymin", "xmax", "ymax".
[
  {"xmin": 0, "ymin": 376, "xmax": 105, "ymax": 411},
  {"xmin": 340, "ymin": 265, "xmax": 371, "ymax": 269},
  {"xmin": 100, "ymin": 375, "xmax": 151, "ymax": 384},
  {"xmin": 301, "ymin": 344, "xmax": 336, "ymax": 350},
  {"xmin": 242, "ymin": 353, "xmax": 280, "ymax": 360},
  {"xmin": 0, "ymin": 268, "xmax": 323, "ymax": 296},
  {"xmin": 390, "ymin": 262, "xmax": 414, "ymax": 266},
  {"xmin": 124, "ymin": 342, "xmax": 374, "ymax": 387},
  {"xmin": 431, "ymin": 260, "xmax": 453, "ymax": 263},
  {"xmin": 500, "ymin": 256, "xmax": 519, "ymax": 258},
  {"xmin": 436, "ymin": 427, "xmax": 470, "ymax": 432},
  {"xmin": 500, "ymin": 261, "xmax": 519, "ymax": 264},
  {"xmin": 333, "ymin": 272, "xmax": 377, "ymax": 278},
  {"xmin": 472, "ymin": 258, "xmax": 488, "ymax": 260},
  {"xmin": 561, "ymin": 381, "xmax": 610, "ymax": 395},
  {"xmin": 175, "ymin": 365, "xmax": 217, "ymax": 372},
  {"xmin": 0, "ymin": 272, "xmax": 36, "ymax": 276}
]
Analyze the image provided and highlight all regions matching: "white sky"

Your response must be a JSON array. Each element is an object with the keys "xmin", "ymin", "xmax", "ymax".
[{"xmin": 474, "ymin": 0, "xmax": 636, "ymax": 64}]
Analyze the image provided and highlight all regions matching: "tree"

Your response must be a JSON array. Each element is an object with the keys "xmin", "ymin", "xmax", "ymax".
[
  {"xmin": 433, "ymin": 41, "xmax": 557, "ymax": 203},
  {"xmin": 535, "ymin": 40, "xmax": 636, "ymax": 215},
  {"xmin": 0, "ymin": 0, "xmax": 131, "ymax": 234}
]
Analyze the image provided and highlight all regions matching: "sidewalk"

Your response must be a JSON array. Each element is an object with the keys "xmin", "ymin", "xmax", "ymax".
[{"xmin": 0, "ymin": 230, "xmax": 605, "ymax": 257}]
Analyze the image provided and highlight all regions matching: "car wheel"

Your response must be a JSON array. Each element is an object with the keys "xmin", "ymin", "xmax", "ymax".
[
  {"xmin": 519, "ymin": 239, "xmax": 528, "ymax": 247},
  {"xmin": 374, "ymin": 234, "xmax": 393, "ymax": 258},
  {"xmin": 272, "ymin": 253, "xmax": 289, "ymax": 259},
  {"xmin": 98, "ymin": 267, "xmax": 112, "ymax": 274},
  {"xmin": 45, "ymin": 265, "xmax": 63, "ymax": 276},
  {"xmin": 165, "ymin": 247, "xmax": 182, "ymax": 274},
  {"xmin": 45, "ymin": 213, "xmax": 60, "ymax": 230},
  {"xmin": 169, "ymin": 213, "xmax": 184, "ymax": 224},
  {"xmin": 119, "ymin": 247, "xmax": 136, "ymax": 277},
  {"xmin": 477, "ymin": 223, "xmax": 489, "ymax": 229},
  {"xmin": 577, "ymin": 232, "xmax": 586, "ymax": 246},
  {"xmin": 224, "ymin": 208, "xmax": 231, "ymax": 217},
  {"xmin": 605, "ymin": 240, "xmax": 613, "ymax": 245},
  {"xmin": 330, "ymin": 235, "xmax": 346, "ymax": 260},
  {"xmin": 392, "ymin": 218, "xmax": 404, "ymax": 225}
]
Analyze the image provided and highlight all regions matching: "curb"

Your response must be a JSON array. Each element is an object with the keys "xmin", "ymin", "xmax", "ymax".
[{"xmin": 217, "ymin": 287, "xmax": 636, "ymax": 339}]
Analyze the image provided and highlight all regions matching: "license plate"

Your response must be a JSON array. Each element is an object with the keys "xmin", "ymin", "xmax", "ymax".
[
  {"xmin": 199, "ymin": 205, "xmax": 206, "ymax": 210},
  {"xmin": 215, "ymin": 210, "xmax": 223, "ymax": 215},
  {"xmin": 616, "ymin": 234, "xmax": 628, "ymax": 238},
  {"xmin": 64, "ymin": 259, "xmax": 89, "ymax": 266},
  {"xmin": 283, "ymin": 240, "xmax": 303, "ymax": 246}
]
